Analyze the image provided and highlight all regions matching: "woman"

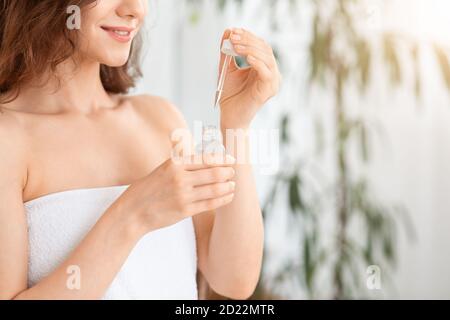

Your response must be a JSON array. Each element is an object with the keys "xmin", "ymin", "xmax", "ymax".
[{"xmin": 0, "ymin": 0, "xmax": 281, "ymax": 300}]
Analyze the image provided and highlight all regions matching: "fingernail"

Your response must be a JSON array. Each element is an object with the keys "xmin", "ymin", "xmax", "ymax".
[
  {"xmin": 230, "ymin": 34, "xmax": 241, "ymax": 41},
  {"xmin": 226, "ymin": 154, "xmax": 236, "ymax": 164},
  {"xmin": 230, "ymin": 181, "xmax": 236, "ymax": 190}
]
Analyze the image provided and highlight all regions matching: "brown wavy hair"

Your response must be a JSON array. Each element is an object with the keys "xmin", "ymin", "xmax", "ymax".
[{"xmin": 0, "ymin": 0, "xmax": 143, "ymax": 104}]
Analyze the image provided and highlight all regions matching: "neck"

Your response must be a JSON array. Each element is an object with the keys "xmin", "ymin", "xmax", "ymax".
[{"xmin": 2, "ymin": 58, "xmax": 117, "ymax": 115}]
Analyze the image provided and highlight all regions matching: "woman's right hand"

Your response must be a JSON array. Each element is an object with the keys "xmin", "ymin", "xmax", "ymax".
[{"xmin": 116, "ymin": 154, "xmax": 236, "ymax": 235}]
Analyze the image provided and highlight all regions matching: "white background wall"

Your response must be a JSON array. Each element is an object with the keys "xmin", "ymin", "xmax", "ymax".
[{"xmin": 134, "ymin": 0, "xmax": 450, "ymax": 299}]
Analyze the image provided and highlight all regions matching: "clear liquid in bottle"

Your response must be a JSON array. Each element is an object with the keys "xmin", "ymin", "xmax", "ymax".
[{"xmin": 196, "ymin": 125, "xmax": 226, "ymax": 156}]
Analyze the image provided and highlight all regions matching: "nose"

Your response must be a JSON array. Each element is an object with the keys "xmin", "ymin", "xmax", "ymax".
[{"xmin": 116, "ymin": 0, "xmax": 147, "ymax": 23}]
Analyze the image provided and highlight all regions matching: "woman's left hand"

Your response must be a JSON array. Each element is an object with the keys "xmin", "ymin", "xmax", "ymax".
[{"xmin": 218, "ymin": 28, "xmax": 282, "ymax": 130}]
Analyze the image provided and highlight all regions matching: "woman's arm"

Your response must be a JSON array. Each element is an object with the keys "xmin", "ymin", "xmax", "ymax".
[
  {"xmin": 203, "ymin": 128, "xmax": 264, "ymax": 300},
  {"xmin": 13, "ymin": 203, "xmax": 144, "ymax": 300},
  {"xmin": 0, "ymin": 121, "xmax": 29, "ymax": 299},
  {"xmin": 193, "ymin": 28, "xmax": 281, "ymax": 299},
  {"xmin": 0, "ymin": 123, "xmax": 146, "ymax": 299}
]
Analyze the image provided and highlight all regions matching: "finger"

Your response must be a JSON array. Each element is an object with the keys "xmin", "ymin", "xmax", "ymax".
[
  {"xmin": 187, "ymin": 166, "xmax": 235, "ymax": 186},
  {"xmin": 230, "ymin": 28, "xmax": 272, "ymax": 56},
  {"xmin": 184, "ymin": 153, "xmax": 236, "ymax": 171},
  {"xmin": 230, "ymin": 28, "xmax": 278, "ymax": 73},
  {"xmin": 186, "ymin": 193, "xmax": 235, "ymax": 215},
  {"xmin": 234, "ymin": 44, "xmax": 276, "ymax": 72},
  {"xmin": 188, "ymin": 181, "xmax": 235, "ymax": 202},
  {"xmin": 241, "ymin": 50, "xmax": 273, "ymax": 82}
]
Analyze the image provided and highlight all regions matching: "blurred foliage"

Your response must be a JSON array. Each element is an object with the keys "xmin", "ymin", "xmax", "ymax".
[
  {"xmin": 185, "ymin": 0, "xmax": 448, "ymax": 299},
  {"xmin": 434, "ymin": 45, "xmax": 450, "ymax": 90}
]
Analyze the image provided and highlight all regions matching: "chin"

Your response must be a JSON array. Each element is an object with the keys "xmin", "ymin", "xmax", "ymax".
[
  {"xmin": 81, "ymin": 30, "xmax": 137, "ymax": 67},
  {"xmin": 92, "ymin": 44, "xmax": 132, "ymax": 67},
  {"xmin": 100, "ymin": 53, "xmax": 131, "ymax": 67}
]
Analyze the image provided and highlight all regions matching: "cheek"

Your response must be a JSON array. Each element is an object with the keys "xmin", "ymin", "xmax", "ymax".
[
  {"xmin": 143, "ymin": 1, "xmax": 150, "ymax": 16},
  {"xmin": 77, "ymin": 7, "xmax": 107, "ymax": 56},
  {"xmin": 76, "ymin": 25, "xmax": 100, "ymax": 59},
  {"xmin": 79, "ymin": 1, "xmax": 110, "ymax": 40},
  {"xmin": 78, "ymin": 11, "xmax": 100, "ymax": 45}
]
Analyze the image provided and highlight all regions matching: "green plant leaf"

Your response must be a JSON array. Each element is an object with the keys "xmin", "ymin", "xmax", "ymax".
[
  {"xmin": 355, "ymin": 38, "xmax": 372, "ymax": 91},
  {"xmin": 434, "ymin": 44, "xmax": 450, "ymax": 91},
  {"xmin": 383, "ymin": 33, "xmax": 402, "ymax": 86},
  {"xmin": 360, "ymin": 123, "xmax": 369, "ymax": 163},
  {"xmin": 288, "ymin": 174, "xmax": 306, "ymax": 216},
  {"xmin": 281, "ymin": 114, "xmax": 290, "ymax": 144},
  {"xmin": 411, "ymin": 44, "xmax": 422, "ymax": 98}
]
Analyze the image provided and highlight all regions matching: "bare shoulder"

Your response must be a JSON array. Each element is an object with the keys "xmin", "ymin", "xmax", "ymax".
[
  {"xmin": 0, "ymin": 110, "xmax": 28, "ymax": 190},
  {"xmin": 124, "ymin": 94, "xmax": 195, "ymax": 159},
  {"xmin": 126, "ymin": 94, "xmax": 189, "ymax": 132}
]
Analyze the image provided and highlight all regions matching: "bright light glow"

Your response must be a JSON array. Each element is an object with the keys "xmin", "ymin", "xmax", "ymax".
[
  {"xmin": 416, "ymin": 0, "xmax": 450, "ymax": 42},
  {"xmin": 385, "ymin": 0, "xmax": 450, "ymax": 43}
]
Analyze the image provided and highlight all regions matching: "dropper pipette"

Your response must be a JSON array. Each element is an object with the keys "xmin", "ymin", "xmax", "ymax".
[
  {"xmin": 214, "ymin": 39, "xmax": 239, "ymax": 109},
  {"xmin": 214, "ymin": 54, "xmax": 232, "ymax": 109}
]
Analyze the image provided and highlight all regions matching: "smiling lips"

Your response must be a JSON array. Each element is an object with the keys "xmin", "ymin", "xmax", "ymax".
[{"xmin": 101, "ymin": 26, "xmax": 135, "ymax": 43}]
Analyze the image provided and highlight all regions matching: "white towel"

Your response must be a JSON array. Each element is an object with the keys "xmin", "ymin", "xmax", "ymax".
[{"xmin": 24, "ymin": 185, "xmax": 198, "ymax": 300}]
